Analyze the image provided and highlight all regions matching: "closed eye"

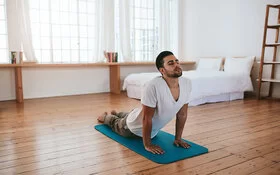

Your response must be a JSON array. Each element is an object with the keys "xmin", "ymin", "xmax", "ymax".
[{"xmin": 167, "ymin": 59, "xmax": 179, "ymax": 65}]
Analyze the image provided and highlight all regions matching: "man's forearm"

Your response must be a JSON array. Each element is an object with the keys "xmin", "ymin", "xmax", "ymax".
[
  {"xmin": 142, "ymin": 116, "xmax": 152, "ymax": 146},
  {"xmin": 175, "ymin": 104, "xmax": 188, "ymax": 140},
  {"xmin": 175, "ymin": 115, "xmax": 187, "ymax": 140},
  {"xmin": 141, "ymin": 105, "xmax": 155, "ymax": 147}
]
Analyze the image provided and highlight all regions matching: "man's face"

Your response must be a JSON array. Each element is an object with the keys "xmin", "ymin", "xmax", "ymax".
[{"xmin": 160, "ymin": 55, "xmax": 182, "ymax": 78}]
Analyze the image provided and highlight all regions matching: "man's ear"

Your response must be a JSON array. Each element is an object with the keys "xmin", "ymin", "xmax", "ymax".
[{"xmin": 159, "ymin": 67, "xmax": 165, "ymax": 74}]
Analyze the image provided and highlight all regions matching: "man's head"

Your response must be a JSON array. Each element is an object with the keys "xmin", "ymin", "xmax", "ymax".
[
  {"xmin": 156, "ymin": 51, "xmax": 174, "ymax": 70},
  {"xmin": 155, "ymin": 51, "xmax": 182, "ymax": 78}
]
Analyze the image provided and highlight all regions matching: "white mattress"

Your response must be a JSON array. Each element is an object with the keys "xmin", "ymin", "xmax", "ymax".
[
  {"xmin": 188, "ymin": 92, "xmax": 244, "ymax": 106},
  {"xmin": 123, "ymin": 70, "xmax": 253, "ymax": 106}
]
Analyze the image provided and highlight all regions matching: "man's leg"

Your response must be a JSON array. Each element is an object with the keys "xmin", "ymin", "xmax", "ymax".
[
  {"xmin": 98, "ymin": 112, "xmax": 135, "ymax": 137},
  {"xmin": 110, "ymin": 110, "xmax": 128, "ymax": 118}
]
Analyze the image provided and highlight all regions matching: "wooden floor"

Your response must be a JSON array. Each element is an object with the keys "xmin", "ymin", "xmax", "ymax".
[{"xmin": 0, "ymin": 93, "xmax": 279, "ymax": 175}]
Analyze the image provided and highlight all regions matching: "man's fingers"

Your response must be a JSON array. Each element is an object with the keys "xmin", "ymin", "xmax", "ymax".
[
  {"xmin": 152, "ymin": 149, "xmax": 163, "ymax": 154},
  {"xmin": 154, "ymin": 149, "xmax": 162, "ymax": 154},
  {"xmin": 181, "ymin": 142, "xmax": 187, "ymax": 148},
  {"xmin": 182, "ymin": 142, "xmax": 191, "ymax": 149},
  {"xmin": 150, "ymin": 145, "xmax": 164, "ymax": 154},
  {"xmin": 154, "ymin": 146, "xmax": 164, "ymax": 154},
  {"xmin": 174, "ymin": 140, "xmax": 191, "ymax": 149},
  {"xmin": 174, "ymin": 140, "xmax": 180, "ymax": 147}
]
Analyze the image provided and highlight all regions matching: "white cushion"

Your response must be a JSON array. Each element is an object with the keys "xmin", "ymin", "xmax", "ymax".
[
  {"xmin": 196, "ymin": 58, "xmax": 223, "ymax": 71},
  {"xmin": 224, "ymin": 56, "xmax": 255, "ymax": 75}
]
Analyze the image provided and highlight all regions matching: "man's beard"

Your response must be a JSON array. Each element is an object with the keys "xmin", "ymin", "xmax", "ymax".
[{"xmin": 165, "ymin": 68, "xmax": 182, "ymax": 78}]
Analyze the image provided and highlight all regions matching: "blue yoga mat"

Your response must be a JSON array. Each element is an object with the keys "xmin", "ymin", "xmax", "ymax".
[{"xmin": 95, "ymin": 124, "xmax": 208, "ymax": 164}]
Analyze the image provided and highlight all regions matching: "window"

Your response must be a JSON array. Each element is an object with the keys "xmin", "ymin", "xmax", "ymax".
[
  {"xmin": 29, "ymin": 0, "xmax": 97, "ymax": 63},
  {"xmin": 115, "ymin": 0, "xmax": 177, "ymax": 62},
  {"xmin": 0, "ymin": 0, "xmax": 8, "ymax": 63},
  {"xmin": 1, "ymin": 0, "xmax": 178, "ymax": 64},
  {"xmin": 131, "ymin": 0, "xmax": 158, "ymax": 61}
]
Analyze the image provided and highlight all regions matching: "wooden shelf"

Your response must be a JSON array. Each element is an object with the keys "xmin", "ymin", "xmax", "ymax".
[
  {"xmin": 264, "ymin": 61, "xmax": 280, "ymax": 64},
  {"xmin": 258, "ymin": 61, "xmax": 280, "ymax": 64},
  {"xmin": 117, "ymin": 61, "xmax": 195, "ymax": 66},
  {"xmin": 0, "ymin": 63, "xmax": 113, "ymax": 68},
  {"xmin": 0, "ymin": 61, "xmax": 195, "ymax": 68},
  {"xmin": 0, "ymin": 64, "xmax": 21, "ymax": 68},
  {"xmin": 257, "ymin": 78, "xmax": 280, "ymax": 83},
  {"xmin": 267, "ymin": 24, "xmax": 280, "ymax": 29},
  {"xmin": 265, "ymin": 43, "xmax": 280, "ymax": 47},
  {"xmin": 257, "ymin": 4, "xmax": 280, "ymax": 99},
  {"xmin": 268, "ymin": 4, "xmax": 280, "ymax": 8}
]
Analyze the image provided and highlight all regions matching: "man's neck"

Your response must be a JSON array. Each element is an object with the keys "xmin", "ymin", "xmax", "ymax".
[{"xmin": 162, "ymin": 76, "xmax": 179, "ymax": 89}]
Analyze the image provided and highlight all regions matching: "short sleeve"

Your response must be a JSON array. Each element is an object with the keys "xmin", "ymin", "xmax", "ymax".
[{"xmin": 141, "ymin": 81, "xmax": 157, "ymax": 108}]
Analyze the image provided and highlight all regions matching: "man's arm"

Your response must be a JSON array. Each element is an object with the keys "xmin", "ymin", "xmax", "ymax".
[
  {"xmin": 142, "ymin": 104, "xmax": 164, "ymax": 154},
  {"xmin": 174, "ymin": 104, "xmax": 191, "ymax": 148}
]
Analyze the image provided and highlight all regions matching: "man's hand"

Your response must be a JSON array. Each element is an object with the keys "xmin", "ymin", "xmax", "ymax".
[
  {"xmin": 145, "ymin": 144, "xmax": 165, "ymax": 154},
  {"xmin": 173, "ymin": 139, "xmax": 191, "ymax": 149}
]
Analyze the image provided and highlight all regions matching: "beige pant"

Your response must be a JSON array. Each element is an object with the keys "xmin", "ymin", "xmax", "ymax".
[{"xmin": 104, "ymin": 112, "xmax": 137, "ymax": 137}]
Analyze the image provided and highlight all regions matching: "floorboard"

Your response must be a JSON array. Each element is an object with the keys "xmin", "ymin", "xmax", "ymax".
[{"xmin": 0, "ymin": 93, "xmax": 279, "ymax": 175}]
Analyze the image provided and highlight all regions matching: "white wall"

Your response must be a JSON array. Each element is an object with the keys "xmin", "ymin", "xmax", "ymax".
[
  {"xmin": 181, "ymin": 0, "xmax": 280, "ymax": 97},
  {"xmin": 22, "ymin": 67, "xmax": 110, "ymax": 99},
  {"xmin": 0, "ymin": 69, "xmax": 16, "ymax": 101},
  {"xmin": 0, "ymin": 67, "xmax": 110, "ymax": 101}
]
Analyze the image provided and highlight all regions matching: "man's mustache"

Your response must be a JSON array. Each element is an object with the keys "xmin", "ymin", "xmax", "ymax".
[{"xmin": 174, "ymin": 67, "xmax": 182, "ymax": 71}]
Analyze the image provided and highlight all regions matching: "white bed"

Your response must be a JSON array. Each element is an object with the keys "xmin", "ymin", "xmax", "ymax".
[{"xmin": 123, "ymin": 56, "xmax": 255, "ymax": 106}]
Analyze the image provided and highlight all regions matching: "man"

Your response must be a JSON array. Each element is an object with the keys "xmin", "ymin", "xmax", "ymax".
[{"xmin": 97, "ymin": 51, "xmax": 192, "ymax": 154}]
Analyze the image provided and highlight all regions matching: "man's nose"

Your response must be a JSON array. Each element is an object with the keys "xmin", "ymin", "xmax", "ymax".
[
  {"xmin": 175, "ymin": 62, "xmax": 181, "ymax": 68},
  {"xmin": 174, "ymin": 61, "xmax": 180, "ymax": 66}
]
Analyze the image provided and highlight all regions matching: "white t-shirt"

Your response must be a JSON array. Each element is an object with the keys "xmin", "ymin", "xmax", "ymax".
[{"xmin": 126, "ymin": 76, "xmax": 192, "ymax": 138}]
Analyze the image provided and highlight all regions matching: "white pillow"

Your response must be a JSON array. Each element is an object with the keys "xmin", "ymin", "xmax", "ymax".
[
  {"xmin": 196, "ymin": 58, "xmax": 223, "ymax": 71},
  {"xmin": 224, "ymin": 56, "xmax": 255, "ymax": 75}
]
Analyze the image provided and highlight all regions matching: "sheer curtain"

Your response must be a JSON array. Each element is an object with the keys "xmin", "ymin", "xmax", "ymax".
[
  {"xmin": 119, "ymin": 0, "xmax": 132, "ymax": 62},
  {"xmin": 118, "ymin": 0, "xmax": 180, "ymax": 62},
  {"xmin": 26, "ymin": 0, "xmax": 114, "ymax": 63},
  {"xmin": 0, "ymin": 0, "xmax": 9, "ymax": 63},
  {"xmin": 5, "ymin": 0, "xmax": 115, "ymax": 63},
  {"xmin": 158, "ymin": 0, "xmax": 179, "ymax": 57},
  {"xmin": 158, "ymin": 0, "xmax": 171, "ymax": 52},
  {"xmin": 95, "ymin": 0, "xmax": 115, "ymax": 62},
  {"xmin": 6, "ymin": 0, "xmax": 179, "ymax": 63},
  {"xmin": 6, "ymin": 0, "xmax": 36, "ymax": 61}
]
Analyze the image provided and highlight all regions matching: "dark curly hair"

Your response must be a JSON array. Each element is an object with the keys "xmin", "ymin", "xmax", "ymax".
[{"xmin": 155, "ymin": 51, "xmax": 174, "ymax": 70}]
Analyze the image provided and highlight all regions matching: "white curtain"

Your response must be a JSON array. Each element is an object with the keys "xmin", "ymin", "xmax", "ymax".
[
  {"xmin": 158, "ymin": 0, "xmax": 171, "ymax": 52},
  {"xmin": 6, "ymin": 0, "xmax": 179, "ymax": 63},
  {"xmin": 94, "ymin": 0, "xmax": 115, "ymax": 62},
  {"xmin": 157, "ymin": 0, "xmax": 179, "ymax": 57},
  {"xmin": 118, "ymin": 0, "xmax": 180, "ymax": 62},
  {"xmin": 6, "ymin": 0, "xmax": 36, "ymax": 61},
  {"xmin": 177, "ymin": 0, "xmax": 183, "ymax": 59},
  {"xmin": 7, "ymin": 0, "xmax": 114, "ymax": 63},
  {"xmin": 119, "ymin": 0, "xmax": 132, "ymax": 62}
]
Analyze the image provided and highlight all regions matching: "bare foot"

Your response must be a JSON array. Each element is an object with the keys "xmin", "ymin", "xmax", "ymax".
[
  {"xmin": 97, "ymin": 112, "xmax": 107, "ymax": 123},
  {"xmin": 111, "ymin": 110, "xmax": 117, "ymax": 115}
]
